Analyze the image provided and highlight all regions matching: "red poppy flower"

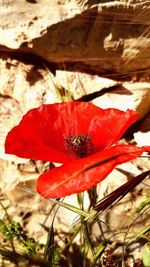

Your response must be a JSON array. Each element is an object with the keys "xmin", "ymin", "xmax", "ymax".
[{"xmin": 5, "ymin": 102, "xmax": 150, "ymax": 198}]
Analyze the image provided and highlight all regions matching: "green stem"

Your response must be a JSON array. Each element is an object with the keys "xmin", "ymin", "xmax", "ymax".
[{"xmin": 0, "ymin": 201, "xmax": 18, "ymax": 266}]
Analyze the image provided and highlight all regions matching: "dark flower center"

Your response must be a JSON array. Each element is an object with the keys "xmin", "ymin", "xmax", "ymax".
[{"xmin": 65, "ymin": 133, "xmax": 94, "ymax": 158}]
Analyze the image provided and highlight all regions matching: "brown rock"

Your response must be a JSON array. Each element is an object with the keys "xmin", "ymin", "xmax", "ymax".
[{"xmin": 0, "ymin": 0, "xmax": 150, "ymax": 74}]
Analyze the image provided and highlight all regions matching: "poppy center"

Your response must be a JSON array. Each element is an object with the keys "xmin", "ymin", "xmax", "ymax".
[{"xmin": 65, "ymin": 133, "xmax": 94, "ymax": 158}]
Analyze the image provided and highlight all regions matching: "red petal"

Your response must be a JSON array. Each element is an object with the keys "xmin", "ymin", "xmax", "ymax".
[
  {"xmin": 5, "ymin": 102, "xmax": 102, "ymax": 162},
  {"xmin": 37, "ymin": 144, "xmax": 149, "ymax": 199},
  {"xmin": 5, "ymin": 102, "xmax": 138, "ymax": 162},
  {"xmin": 142, "ymin": 146, "xmax": 150, "ymax": 152},
  {"xmin": 89, "ymin": 108, "xmax": 138, "ymax": 151},
  {"xmin": 5, "ymin": 106, "xmax": 69, "ymax": 163}
]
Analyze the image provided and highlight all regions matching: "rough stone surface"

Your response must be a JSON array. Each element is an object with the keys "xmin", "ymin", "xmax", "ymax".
[
  {"xmin": 0, "ymin": 0, "xmax": 150, "ymax": 74},
  {"xmin": 93, "ymin": 81, "xmax": 150, "ymax": 120}
]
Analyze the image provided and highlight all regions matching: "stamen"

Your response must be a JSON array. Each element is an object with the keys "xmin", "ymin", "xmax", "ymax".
[{"xmin": 65, "ymin": 133, "xmax": 94, "ymax": 159}]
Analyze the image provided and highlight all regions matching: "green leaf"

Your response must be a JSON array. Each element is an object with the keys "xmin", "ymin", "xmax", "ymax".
[
  {"xmin": 48, "ymin": 198, "xmax": 95, "ymax": 218},
  {"xmin": 0, "ymin": 219, "xmax": 7, "ymax": 234},
  {"xmin": 136, "ymin": 197, "xmax": 150, "ymax": 213},
  {"xmin": 142, "ymin": 243, "xmax": 150, "ymax": 267},
  {"xmin": 91, "ymin": 241, "xmax": 106, "ymax": 266},
  {"xmin": 127, "ymin": 226, "xmax": 150, "ymax": 246}
]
